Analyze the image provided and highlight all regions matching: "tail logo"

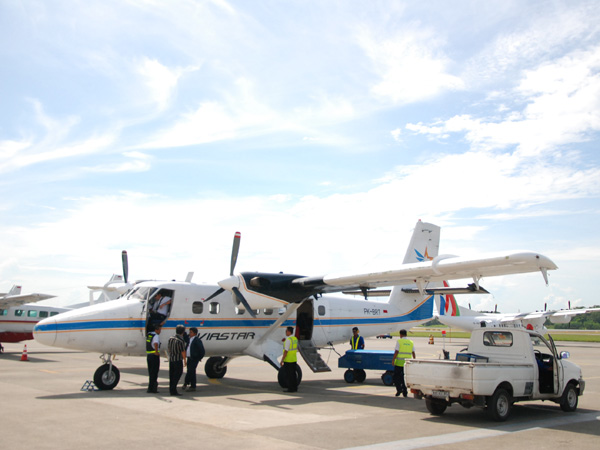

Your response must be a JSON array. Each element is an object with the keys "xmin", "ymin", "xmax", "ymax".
[{"xmin": 439, "ymin": 281, "xmax": 460, "ymax": 316}]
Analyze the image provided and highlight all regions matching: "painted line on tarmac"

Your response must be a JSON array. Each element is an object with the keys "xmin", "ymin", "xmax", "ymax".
[{"xmin": 345, "ymin": 412, "xmax": 600, "ymax": 450}]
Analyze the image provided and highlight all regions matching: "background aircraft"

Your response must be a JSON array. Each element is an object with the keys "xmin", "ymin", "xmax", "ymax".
[
  {"xmin": 435, "ymin": 294, "xmax": 600, "ymax": 332},
  {"xmin": 0, "ymin": 285, "xmax": 65, "ymax": 351},
  {"xmin": 33, "ymin": 221, "xmax": 557, "ymax": 390}
]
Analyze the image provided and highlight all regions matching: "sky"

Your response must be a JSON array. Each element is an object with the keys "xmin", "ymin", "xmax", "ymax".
[{"xmin": 1, "ymin": 0, "xmax": 599, "ymax": 314}]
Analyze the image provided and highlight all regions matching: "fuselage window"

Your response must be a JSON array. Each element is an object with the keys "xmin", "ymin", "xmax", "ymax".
[
  {"xmin": 0, "ymin": 309, "xmax": 7, "ymax": 316},
  {"xmin": 39, "ymin": 311, "xmax": 49, "ymax": 318},
  {"xmin": 209, "ymin": 302, "xmax": 220, "ymax": 314},
  {"xmin": 50, "ymin": 311, "xmax": 59, "ymax": 316},
  {"xmin": 15, "ymin": 309, "xmax": 24, "ymax": 317},
  {"xmin": 264, "ymin": 309, "xmax": 273, "ymax": 315},
  {"xmin": 235, "ymin": 307, "xmax": 245, "ymax": 315},
  {"xmin": 192, "ymin": 302, "xmax": 204, "ymax": 314},
  {"xmin": 27, "ymin": 310, "xmax": 38, "ymax": 317},
  {"xmin": 318, "ymin": 305, "xmax": 326, "ymax": 316}
]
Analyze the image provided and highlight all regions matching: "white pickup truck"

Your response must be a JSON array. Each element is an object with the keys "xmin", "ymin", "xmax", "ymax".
[{"xmin": 405, "ymin": 328, "xmax": 585, "ymax": 421}]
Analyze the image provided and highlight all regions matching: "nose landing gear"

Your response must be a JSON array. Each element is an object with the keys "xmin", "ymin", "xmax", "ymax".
[{"xmin": 93, "ymin": 354, "xmax": 121, "ymax": 390}]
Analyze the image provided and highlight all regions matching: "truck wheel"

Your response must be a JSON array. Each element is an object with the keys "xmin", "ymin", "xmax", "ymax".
[
  {"xmin": 344, "ymin": 369, "xmax": 355, "ymax": 383},
  {"xmin": 354, "ymin": 369, "xmax": 366, "ymax": 383},
  {"xmin": 381, "ymin": 370, "xmax": 394, "ymax": 386},
  {"xmin": 425, "ymin": 397, "xmax": 447, "ymax": 415},
  {"xmin": 93, "ymin": 364, "xmax": 120, "ymax": 390},
  {"xmin": 488, "ymin": 388, "xmax": 511, "ymax": 421},
  {"xmin": 560, "ymin": 383, "xmax": 578, "ymax": 412}
]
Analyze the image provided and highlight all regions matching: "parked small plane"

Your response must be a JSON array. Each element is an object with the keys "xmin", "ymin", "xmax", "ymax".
[
  {"xmin": 435, "ymin": 293, "xmax": 600, "ymax": 332},
  {"xmin": 33, "ymin": 221, "xmax": 557, "ymax": 390},
  {"xmin": 0, "ymin": 285, "xmax": 65, "ymax": 351}
]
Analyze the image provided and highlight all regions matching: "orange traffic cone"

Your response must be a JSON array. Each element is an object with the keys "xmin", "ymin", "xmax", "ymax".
[{"xmin": 21, "ymin": 344, "xmax": 29, "ymax": 361}]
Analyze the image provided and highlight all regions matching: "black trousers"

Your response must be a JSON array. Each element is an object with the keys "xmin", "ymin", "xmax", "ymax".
[
  {"xmin": 393, "ymin": 365, "xmax": 407, "ymax": 395},
  {"xmin": 184, "ymin": 357, "xmax": 199, "ymax": 388},
  {"xmin": 283, "ymin": 361, "xmax": 298, "ymax": 392},
  {"xmin": 147, "ymin": 354, "xmax": 160, "ymax": 392},
  {"xmin": 169, "ymin": 360, "xmax": 184, "ymax": 394}
]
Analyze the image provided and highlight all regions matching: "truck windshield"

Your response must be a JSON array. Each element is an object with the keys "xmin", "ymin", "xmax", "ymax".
[{"xmin": 127, "ymin": 286, "xmax": 157, "ymax": 302}]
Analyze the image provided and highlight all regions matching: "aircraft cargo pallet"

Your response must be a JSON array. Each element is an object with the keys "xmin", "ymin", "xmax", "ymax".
[{"xmin": 338, "ymin": 350, "xmax": 395, "ymax": 386}]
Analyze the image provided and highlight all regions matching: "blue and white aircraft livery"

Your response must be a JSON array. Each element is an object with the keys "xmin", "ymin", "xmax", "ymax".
[{"xmin": 33, "ymin": 221, "xmax": 557, "ymax": 390}]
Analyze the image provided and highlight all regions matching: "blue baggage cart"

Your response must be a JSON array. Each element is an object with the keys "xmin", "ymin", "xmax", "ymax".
[{"xmin": 338, "ymin": 350, "xmax": 395, "ymax": 386}]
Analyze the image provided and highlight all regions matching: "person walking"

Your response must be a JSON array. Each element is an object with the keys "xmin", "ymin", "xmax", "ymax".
[
  {"xmin": 280, "ymin": 326, "xmax": 299, "ymax": 393},
  {"xmin": 146, "ymin": 324, "xmax": 161, "ymax": 394},
  {"xmin": 167, "ymin": 324, "xmax": 187, "ymax": 396},
  {"xmin": 392, "ymin": 329, "xmax": 415, "ymax": 397},
  {"xmin": 183, "ymin": 327, "xmax": 205, "ymax": 392}
]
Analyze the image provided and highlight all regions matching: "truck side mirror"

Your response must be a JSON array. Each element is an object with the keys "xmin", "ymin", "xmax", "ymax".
[{"xmin": 560, "ymin": 351, "xmax": 570, "ymax": 359}]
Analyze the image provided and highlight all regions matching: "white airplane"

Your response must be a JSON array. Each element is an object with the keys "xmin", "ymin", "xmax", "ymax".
[
  {"xmin": 33, "ymin": 221, "xmax": 557, "ymax": 390},
  {"xmin": 0, "ymin": 285, "xmax": 66, "ymax": 351},
  {"xmin": 435, "ymin": 293, "xmax": 600, "ymax": 332},
  {"xmin": 0, "ymin": 273, "xmax": 130, "ymax": 352}
]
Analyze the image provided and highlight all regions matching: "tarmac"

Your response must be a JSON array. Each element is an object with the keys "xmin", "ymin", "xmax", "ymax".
[{"xmin": 1, "ymin": 336, "xmax": 599, "ymax": 449}]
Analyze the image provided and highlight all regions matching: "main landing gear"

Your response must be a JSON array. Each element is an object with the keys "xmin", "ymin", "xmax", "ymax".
[{"xmin": 93, "ymin": 354, "xmax": 120, "ymax": 390}]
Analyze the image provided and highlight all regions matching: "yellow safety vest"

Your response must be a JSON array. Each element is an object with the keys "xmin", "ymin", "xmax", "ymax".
[
  {"xmin": 146, "ymin": 332, "xmax": 158, "ymax": 354},
  {"xmin": 351, "ymin": 335, "xmax": 362, "ymax": 350},
  {"xmin": 283, "ymin": 336, "xmax": 298, "ymax": 363},
  {"xmin": 394, "ymin": 338, "xmax": 414, "ymax": 367}
]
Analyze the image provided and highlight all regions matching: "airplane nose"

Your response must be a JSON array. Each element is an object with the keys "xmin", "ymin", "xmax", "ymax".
[{"xmin": 33, "ymin": 317, "xmax": 57, "ymax": 347}]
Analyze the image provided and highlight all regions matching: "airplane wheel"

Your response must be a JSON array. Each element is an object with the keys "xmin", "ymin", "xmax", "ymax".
[
  {"xmin": 344, "ymin": 369, "xmax": 355, "ymax": 383},
  {"xmin": 381, "ymin": 370, "xmax": 394, "ymax": 386},
  {"xmin": 93, "ymin": 364, "xmax": 120, "ymax": 390},
  {"xmin": 278, "ymin": 365, "xmax": 303, "ymax": 388},
  {"xmin": 205, "ymin": 356, "xmax": 228, "ymax": 379},
  {"xmin": 354, "ymin": 369, "xmax": 366, "ymax": 383}
]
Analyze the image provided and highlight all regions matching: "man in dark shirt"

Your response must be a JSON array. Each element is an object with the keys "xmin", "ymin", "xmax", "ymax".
[
  {"xmin": 167, "ymin": 324, "xmax": 187, "ymax": 396},
  {"xmin": 183, "ymin": 327, "xmax": 205, "ymax": 391}
]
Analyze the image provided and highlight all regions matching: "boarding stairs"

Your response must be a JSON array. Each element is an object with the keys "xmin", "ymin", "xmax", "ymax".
[{"xmin": 298, "ymin": 340, "xmax": 331, "ymax": 373}]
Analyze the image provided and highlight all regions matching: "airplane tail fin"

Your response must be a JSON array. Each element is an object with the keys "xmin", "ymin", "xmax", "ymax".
[
  {"xmin": 8, "ymin": 285, "xmax": 22, "ymax": 296},
  {"xmin": 388, "ymin": 221, "xmax": 440, "ymax": 320},
  {"xmin": 401, "ymin": 220, "xmax": 440, "ymax": 264},
  {"xmin": 435, "ymin": 289, "xmax": 480, "ymax": 317}
]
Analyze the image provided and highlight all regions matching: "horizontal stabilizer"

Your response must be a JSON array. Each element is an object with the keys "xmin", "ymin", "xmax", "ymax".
[{"xmin": 401, "ymin": 284, "xmax": 489, "ymax": 295}]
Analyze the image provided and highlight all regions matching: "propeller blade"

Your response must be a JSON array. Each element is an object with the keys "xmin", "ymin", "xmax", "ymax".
[
  {"xmin": 230, "ymin": 232, "xmax": 241, "ymax": 276},
  {"xmin": 122, "ymin": 250, "xmax": 129, "ymax": 284},
  {"xmin": 204, "ymin": 287, "xmax": 224, "ymax": 302},
  {"xmin": 232, "ymin": 286, "xmax": 256, "ymax": 318}
]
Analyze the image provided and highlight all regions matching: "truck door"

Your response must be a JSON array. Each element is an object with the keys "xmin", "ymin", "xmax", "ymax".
[{"xmin": 548, "ymin": 334, "xmax": 562, "ymax": 395}]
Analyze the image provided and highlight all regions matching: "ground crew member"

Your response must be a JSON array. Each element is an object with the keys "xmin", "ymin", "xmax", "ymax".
[
  {"xmin": 146, "ymin": 324, "xmax": 161, "ymax": 394},
  {"xmin": 392, "ymin": 329, "xmax": 415, "ymax": 397},
  {"xmin": 280, "ymin": 326, "xmax": 299, "ymax": 392},
  {"xmin": 350, "ymin": 327, "xmax": 365, "ymax": 349},
  {"xmin": 183, "ymin": 327, "xmax": 205, "ymax": 392}
]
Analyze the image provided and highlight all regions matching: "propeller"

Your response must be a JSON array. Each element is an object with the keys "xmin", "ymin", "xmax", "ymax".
[
  {"xmin": 122, "ymin": 250, "xmax": 129, "ymax": 284},
  {"xmin": 204, "ymin": 232, "xmax": 257, "ymax": 317}
]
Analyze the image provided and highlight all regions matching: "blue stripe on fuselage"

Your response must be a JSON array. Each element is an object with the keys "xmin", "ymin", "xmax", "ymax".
[{"xmin": 34, "ymin": 296, "xmax": 433, "ymax": 332}]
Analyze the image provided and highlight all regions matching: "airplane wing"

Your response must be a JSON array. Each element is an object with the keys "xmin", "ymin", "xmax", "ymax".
[
  {"xmin": 317, "ymin": 251, "xmax": 556, "ymax": 291},
  {"xmin": 214, "ymin": 250, "xmax": 557, "ymax": 310},
  {"xmin": 0, "ymin": 293, "xmax": 56, "ymax": 308}
]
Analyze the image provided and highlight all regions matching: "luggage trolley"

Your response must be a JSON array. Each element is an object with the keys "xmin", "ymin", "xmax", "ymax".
[{"xmin": 338, "ymin": 350, "xmax": 395, "ymax": 386}]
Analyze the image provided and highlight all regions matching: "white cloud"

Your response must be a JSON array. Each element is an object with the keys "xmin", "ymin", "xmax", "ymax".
[{"xmin": 358, "ymin": 26, "xmax": 464, "ymax": 104}]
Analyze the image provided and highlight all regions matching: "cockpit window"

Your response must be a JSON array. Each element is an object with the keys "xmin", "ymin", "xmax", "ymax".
[{"xmin": 128, "ymin": 286, "xmax": 157, "ymax": 302}]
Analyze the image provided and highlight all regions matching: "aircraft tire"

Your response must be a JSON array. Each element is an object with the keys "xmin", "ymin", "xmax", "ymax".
[
  {"xmin": 205, "ymin": 356, "xmax": 228, "ymax": 379},
  {"xmin": 93, "ymin": 364, "xmax": 120, "ymax": 390},
  {"xmin": 278, "ymin": 365, "xmax": 303, "ymax": 388}
]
